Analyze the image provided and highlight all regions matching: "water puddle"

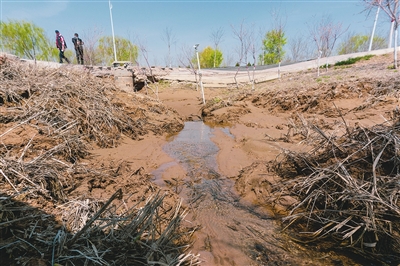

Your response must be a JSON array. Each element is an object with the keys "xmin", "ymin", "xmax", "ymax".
[
  {"xmin": 164, "ymin": 121, "xmax": 220, "ymax": 180},
  {"xmin": 152, "ymin": 121, "xmax": 288, "ymax": 265},
  {"xmin": 153, "ymin": 122, "xmax": 238, "ymax": 204}
]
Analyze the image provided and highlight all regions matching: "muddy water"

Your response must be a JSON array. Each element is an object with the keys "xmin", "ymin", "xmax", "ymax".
[{"xmin": 153, "ymin": 122, "xmax": 291, "ymax": 266}]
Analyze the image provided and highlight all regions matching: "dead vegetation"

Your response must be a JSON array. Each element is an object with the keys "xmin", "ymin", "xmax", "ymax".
[
  {"xmin": 1, "ymin": 189, "xmax": 199, "ymax": 265},
  {"xmin": 0, "ymin": 55, "xmax": 199, "ymax": 265},
  {"xmin": 199, "ymin": 53, "xmax": 400, "ymax": 264},
  {"xmin": 201, "ymin": 54, "xmax": 399, "ymax": 126},
  {"xmin": 202, "ymin": 74, "xmax": 400, "ymax": 125},
  {"xmin": 0, "ymin": 56, "xmax": 183, "ymax": 150},
  {"xmin": 271, "ymin": 114, "xmax": 400, "ymax": 264}
]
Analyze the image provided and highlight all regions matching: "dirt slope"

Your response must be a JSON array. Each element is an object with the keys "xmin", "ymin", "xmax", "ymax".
[
  {"xmin": 156, "ymin": 52, "xmax": 400, "ymax": 265},
  {"xmin": 1, "ymin": 52, "xmax": 400, "ymax": 265}
]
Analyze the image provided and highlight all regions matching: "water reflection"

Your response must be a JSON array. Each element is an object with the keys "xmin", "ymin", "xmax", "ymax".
[
  {"xmin": 163, "ymin": 121, "xmax": 220, "ymax": 180},
  {"xmin": 152, "ymin": 121, "xmax": 278, "ymax": 265},
  {"xmin": 153, "ymin": 121, "xmax": 240, "ymax": 205}
]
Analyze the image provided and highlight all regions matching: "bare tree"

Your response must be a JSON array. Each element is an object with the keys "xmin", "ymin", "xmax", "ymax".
[
  {"xmin": 308, "ymin": 15, "xmax": 348, "ymax": 58},
  {"xmin": 246, "ymin": 25, "xmax": 259, "ymax": 90},
  {"xmin": 126, "ymin": 30, "xmax": 138, "ymax": 64},
  {"xmin": 308, "ymin": 15, "xmax": 348, "ymax": 75},
  {"xmin": 287, "ymin": 35, "xmax": 313, "ymax": 62},
  {"xmin": 366, "ymin": 0, "xmax": 381, "ymax": 51},
  {"xmin": 176, "ymin": 43, "xmax": 198, "ymax": 90},
  {"xmin": 137, "ymin": 37, "xmax": 159, "ymax": 99},
  {"xmin": 81, "ymin": 26, "xmax": 103, "ymax": 66},
  {"xmin": 271, "ymin": 9, "xmax": 287, "ymax": 78},
  {"xmin": 224, "ymin": 50, "xmax": 235, "ymax": 67},
  {"xmin": 210, "ymin": 27, "xmax": 224, "ymax": 68},
  {"xmin": 231, "ymin": 19, "xmax": 251, "ymax": 88},
  {"xmin": 161, "ymin": 27, "xmax": 177, "ymax": 68},
  {"xmin": 365, "ymin": 0, "xmax": 400, "ymax": 68}
]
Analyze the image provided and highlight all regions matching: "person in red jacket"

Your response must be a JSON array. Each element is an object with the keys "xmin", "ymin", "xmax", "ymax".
[{"xmin": 55, "ymin": 30, "xmax": 70, "ymax": 64}]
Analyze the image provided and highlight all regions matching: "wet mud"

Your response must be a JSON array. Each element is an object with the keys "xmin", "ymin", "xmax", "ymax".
[
  {"xmin": 152, "ymin": 122, "xmax": 358, "ymax": 265},
  {"xmin": 153, "ymin": 122, "xmax": 280, "ymax": 265},
  {"xmin": 3, "ymin": 52, "xmax": 398, "ymax": 266}
]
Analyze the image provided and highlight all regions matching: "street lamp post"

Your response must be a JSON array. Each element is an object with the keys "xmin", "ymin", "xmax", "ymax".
[
  {"xmin": 194, "ymin": 44, "xmax": 205, "ymax": 105},
  {"xmin": 109, "ymin": 0, "xmax": 117, "ymax": 63}
]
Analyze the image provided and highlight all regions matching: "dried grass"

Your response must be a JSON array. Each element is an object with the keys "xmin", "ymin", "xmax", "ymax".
[
  {"xmin": 272, "ymin": 114, "xmax": 400, "ymax": 263},
  {"xmin": 0, "ymin": 55, "xmax": 196, "ymax": 265},
  {"xmin": 0, "ymin": 190, "xmax": 200, "ymax": 265},
  {"xmin": 0, "ymin": 55, "xmax": 183, "ymax": 150}
]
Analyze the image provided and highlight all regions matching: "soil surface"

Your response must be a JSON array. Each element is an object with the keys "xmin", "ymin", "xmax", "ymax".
[
  {"xmin": 2, "ymin": 52, "xmax": 400, "ymax": 265},
  {"xmin": 89, "ymin": 53, "xmax": 400, "ymax": 265}
]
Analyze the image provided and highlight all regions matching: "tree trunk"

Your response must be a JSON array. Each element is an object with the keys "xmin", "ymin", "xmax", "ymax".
[
  {"xmin": 369, "ymin": 4, "xmax": 380, "ymax": 52},
  {"xmin": 213, "ymin": 49, "xmax": 216, "ymax": 68},
  {"xmin": 389, "ymin": 21, "xmax": 395, "ymax": 49},
  {"xmin": 394, "ymin": 26, "xmax": 398, "ymax": 69}
]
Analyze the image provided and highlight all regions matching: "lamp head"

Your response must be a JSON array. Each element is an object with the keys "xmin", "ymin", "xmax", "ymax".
[{"xmin": 194, "ymin": 44, "xmax": 199, "ymax": 50}]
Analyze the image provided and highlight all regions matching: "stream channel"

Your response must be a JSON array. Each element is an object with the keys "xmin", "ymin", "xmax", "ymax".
[{"xmin": 152, "ymin": 121, "xmax": 288, "ymax": 266}]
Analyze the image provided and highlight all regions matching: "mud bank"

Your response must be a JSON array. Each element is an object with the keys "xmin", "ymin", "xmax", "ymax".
[{"xmin": 2, "ymin": 52, "xmax": 400, "ymax": 265}]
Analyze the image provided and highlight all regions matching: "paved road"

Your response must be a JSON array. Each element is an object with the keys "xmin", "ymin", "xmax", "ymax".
[
  {"xmin": 162, "ymin": 48, "xmax": 396, "ymax": 87},
  {"xmin": 2, "ymin": 47, "xmax": 396, "ymax": 88}
]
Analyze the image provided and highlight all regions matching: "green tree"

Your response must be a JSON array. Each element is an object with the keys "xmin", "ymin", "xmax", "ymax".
[
  {"xmin": 98, "ymin": 36, "xmax": 139, "ymax": 65},
  {"xmin": 195, "ymin": 46, "xmax": 223, "ymax": 68},
  {"xmin": 0, "ymin": 20, "xmax": 52, "ymax": 61},
  {"xmin": 259, "ymin": 29, "xmax": 287, "ymax": 65},
  {"xmin": 338, "ymin": 33, "xmax": 386, "ymax": 55}
]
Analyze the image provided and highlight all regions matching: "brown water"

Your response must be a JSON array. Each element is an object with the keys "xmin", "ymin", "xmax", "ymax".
[
  {"xmin": 152, "ymin": 122, "xmax": 359, "ymax": 266},
  {"xmin": 151, "ymin": 122, "xmax": 286, "ymax": 265}
]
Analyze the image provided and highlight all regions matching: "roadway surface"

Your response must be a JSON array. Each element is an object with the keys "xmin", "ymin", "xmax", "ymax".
[
  {"xmin": 1, "ymin": 47, "xmax": 396, "ymax": 89},
  {"xmin": 162, "ymin": 48, "xmax": 397, "ymax": 87}
]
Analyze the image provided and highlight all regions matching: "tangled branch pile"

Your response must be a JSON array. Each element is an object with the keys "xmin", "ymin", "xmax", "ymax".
[
  {"xmin": 0, "ymin": 55, "xmax": 183, "ymax": 151},
  {"xmin": 0, "ymin": 55, "xmax": 198, "ymax": 265},
  {"xmin": 201, "ymin": 54, "xmax": 400, "ymax": 128},
  {"xmin": 1, "ymin": 190, "xmax": 199, "ymax": 265},
  {"xmin": 272, "ymin": 116, "xmax": 400, "ymax": 264}
]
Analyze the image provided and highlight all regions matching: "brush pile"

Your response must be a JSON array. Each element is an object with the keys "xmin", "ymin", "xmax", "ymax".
[
  {"xmin": 1, "ymin": 190, "xmax": 199, "ymax": 265},
  {"xmin": 272, "ymin": 115, "xmax": 400, "ymax": 264},
  {"xmin": 0, "ymin": 55, "xmax": 199, "ymax": 265}
]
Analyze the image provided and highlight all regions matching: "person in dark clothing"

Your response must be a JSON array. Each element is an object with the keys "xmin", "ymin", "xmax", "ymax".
[
  {"xmin": 55, "ymin": 30, "xmax": 70, "ymax": 64},
  {"xmin": 72, "ymin": 33, "xmax": 84, "ymax": 65}
]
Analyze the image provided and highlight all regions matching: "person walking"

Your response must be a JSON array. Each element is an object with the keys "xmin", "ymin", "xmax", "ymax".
[
  {"xmin": 72, "ymin": 33, "xmax": 84, "ymax": 65},
  {"xmin": 55, "ymin": 30, "xmax": 70, "ymax": 64}
]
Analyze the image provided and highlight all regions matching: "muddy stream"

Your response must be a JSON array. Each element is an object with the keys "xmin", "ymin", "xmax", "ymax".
[
  {"xmin": 152, "ymin": 122, "xmax": 355, "ymax": 266},
  {"xmin": 151, "ymin": 122, "xmax": 289, "ymax": 265}
]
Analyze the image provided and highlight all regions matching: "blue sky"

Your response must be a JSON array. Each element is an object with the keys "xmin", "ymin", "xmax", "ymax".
[{"xmin": 0, "ymin": 0, "xmax": 393, "ymax": 66}]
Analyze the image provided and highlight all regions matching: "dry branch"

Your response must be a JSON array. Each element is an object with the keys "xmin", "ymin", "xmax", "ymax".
[
  {"xmin": 272, "ymin": 117, "xmax": 400, "ymax": 263},
  {"xmin": 0, "ymin": 190, "xmax": 199, "ymax": 265},
  {"xmin": 0, "ymin": 55, "xmax": 194, "ymax": 265}
]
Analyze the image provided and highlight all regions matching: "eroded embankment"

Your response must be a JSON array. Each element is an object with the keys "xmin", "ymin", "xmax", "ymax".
[
  {"xmin": 0, "ymin": 55, "xmax": 200, "ymax": 265},
  {"xmin": 194, "ymin": 53, "xmax": 400, "ymax": 265}
]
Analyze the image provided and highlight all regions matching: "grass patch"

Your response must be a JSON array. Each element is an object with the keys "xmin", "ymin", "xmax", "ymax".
[
  {"xmin": 158, "ymin": 79, "xmax": 171, "ymax": 85},
  {"xmin": 212, "ymin": 96, "xmax": 222, "ymax": 103},
  {"xmin": 334, "ymin": 54, "xmax": 374, "ymax": 66},
  {"xmin": 334, "ymin": 65, "xmax": 352, "ymax": 70}
]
